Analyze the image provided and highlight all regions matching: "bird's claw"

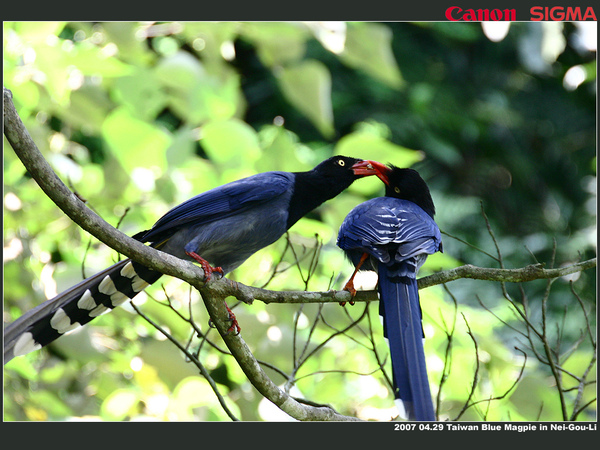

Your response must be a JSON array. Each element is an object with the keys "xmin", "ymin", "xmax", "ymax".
[
  {"xmin": 185, "ymin": 251, "xmax": 223, "ymax": 282},
  {"xmin": 224, "ymin": 303, "xmax": 241, "ymax": 335},
  {"xmin": 339, "ymin": 280, "xmax": 357, "ymax": 307},
  {"xmin": 339, "ymin": 252, "xmax": 368, "ymax": 306},
  {"xmin": 207, "ymin": 302, "xmax": 241, "ymax": 335}
]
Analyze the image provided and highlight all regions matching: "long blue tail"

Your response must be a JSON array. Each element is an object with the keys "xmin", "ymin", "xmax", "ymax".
[
  {"xmin": 4, "ymin": 259, "xmax": 162, "ymax": 363},
  {"xmin": 378, "ymin": 263, "xmax": 435, "ymax": 421}
]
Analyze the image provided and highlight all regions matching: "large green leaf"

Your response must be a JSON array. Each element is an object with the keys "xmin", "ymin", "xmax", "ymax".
[
  {"xmin": 102, "ymin": 106, "xmax": 171, "ymax": 172},
  {"xmin": 340, "ymin": 22, "xmax": 404, "ymax": 89},
  {"xmin": 277, "ymin": 60, "xmax": 335, "ymax": 139},
  {"xmin": 112, "ymin": 67, "xmax": 167, "ymax": 121},
  {"xmin": 181, "ymin": 22, "xmax": 241, "ymax": 61},
  {"xmin": 256, "ymin": 125, "xmax": 308, "ymax": 173},
  {"xmin": 155, "ymin": 51, "xmax": 239, "ymax": 124},
  {"xmin": 335, "ymin": 128, "xmax": 423, "ymax": 166},
  {"xmin": 241, "ymin": 22, "xmax": 308, "ymax": 67},
  {"xmin": 201, "ymin": 118, "xmax": 261, "ymax": 168},
  {"xmin": 6, "ymin": 21, "xmax": 66, "ymax": 43}
]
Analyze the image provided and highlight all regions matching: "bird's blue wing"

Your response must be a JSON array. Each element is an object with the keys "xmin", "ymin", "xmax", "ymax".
[
  {"xmin": 137, "ymin": 171, "xmax": 293, "ymax": 243},
  {"xmin": 337, "ymin": 197, "xmax": 441, "ymax": 266},
  {"xmin": 385, "ymin": 201, "xmax": 442, "ymax": 268}
]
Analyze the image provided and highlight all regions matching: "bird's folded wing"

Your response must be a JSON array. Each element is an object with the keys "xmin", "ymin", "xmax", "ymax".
[{"xmin": 136, "ymin": 172, "xmax": 293, "ymax": 242}]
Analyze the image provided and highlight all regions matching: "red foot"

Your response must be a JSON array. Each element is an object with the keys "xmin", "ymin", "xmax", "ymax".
[
  {"xmin": 185, "ymin": 251, "xmax": 224, "ymax": 282},
  {"xmin": 339, "ymin": 279, "xmax": 357, "ymax": 307},
  {"xmin": 224, "ymin": 302, "xmax": 241, "ymax": 335},
  {"xmin": 339, "ymin": 252, "xmax": 369, "ymax": 306}
]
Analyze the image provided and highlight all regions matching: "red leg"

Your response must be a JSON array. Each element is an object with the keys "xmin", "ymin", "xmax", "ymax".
[
  {"xmin": 185, "ymin": 251, "xmax": 224, "ymax": 282},
  {"xmin": 206, "ymin": 302, "xmax": 241, "ymax": 335},
  {"xmin": 340, "ymin": 252, "xmax": 369, "ymax": 306},
  {"xmin": 224, "ymin": 302, "xmax": 241, "ymax": 335}
]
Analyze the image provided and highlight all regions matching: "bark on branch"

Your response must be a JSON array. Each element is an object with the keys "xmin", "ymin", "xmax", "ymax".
[{"xmin": 201, "ymin": 259, "xmax": 596, "ymax": 305}]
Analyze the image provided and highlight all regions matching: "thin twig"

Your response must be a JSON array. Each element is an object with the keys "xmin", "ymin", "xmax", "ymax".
[{"xmin": 129, "ymin": 300, "xmax": 240, "ymax": 421}]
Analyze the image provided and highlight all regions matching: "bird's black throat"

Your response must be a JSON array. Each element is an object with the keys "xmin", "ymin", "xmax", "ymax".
[{"xmin": 286, "ymin": 169, "xmax": 356, "ymax": 230}]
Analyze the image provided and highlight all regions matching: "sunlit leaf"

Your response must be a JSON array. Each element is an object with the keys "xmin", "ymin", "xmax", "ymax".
[
  {"xmin": 58, "ymin": 85, "xmax": 114, "ymax": 133},
  {"xmin": 102, "ymin": 106, "xmax": 171, "ymax": 171},
  {"xmin": 7, "ymin": 21, "xmax": 66, "ymax": 43},
  {"xmin": 101, "ymin": 390, "xmax": 139, "ymax": 420},
  {"xmin": 112, "ymin": 68, "xmax": 167, "ymax": 121},
  {"xmin": 277, "ymin": 60, "xmax": 335, "ymax": 138},
  {"xmin": 101, "ymin": 22, "xmax": 153, "ymax": 64},
  {"xmin": 170, "ymin": 376, "xmax": 237, "ymax": 420},
  {"xmin": 68, "ymin": 42, "xmax": 131, "ymax": 77},
  {"xmin": 335, "ymin": 129, "xmax": 423, "ymax": 168},
  {"xmin": 201, "ymin": 118, "xmax": 261, "ymax": 167},
  {"xmin": 155, "ymin": 50, "xmax": 239, "ymax": 123},
  {"xmin": 241, "ymin": 22, "xmax": 308, "ymax": 66},
  {"xmin": 181, "ymin": 22, "xmax": 241, "ymax": 61},
  {"xmin": 340, "ymin": 22, "xmax": 404, "ymax": 89},
  {"xmin": 256, "ymin": 125, "xmax": 306, "ymax": 173}
]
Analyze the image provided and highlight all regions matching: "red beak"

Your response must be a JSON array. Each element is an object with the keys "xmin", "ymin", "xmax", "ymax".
[{"xmin": 351, "ymin": 160, "xmax": 391, "ymax": 184}]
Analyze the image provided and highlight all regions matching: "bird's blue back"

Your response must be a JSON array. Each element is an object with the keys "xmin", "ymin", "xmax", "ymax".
[
  {"xmin": 138, "ymin": 171, "xmax": 294, "ymax": 244},
  {"xmin": 337, "ymin": 196, "xmax": 441, "ymax": 274},
  {"xmin": 137, "ymin": 171, "xmax": 295, "ymax": 273}
]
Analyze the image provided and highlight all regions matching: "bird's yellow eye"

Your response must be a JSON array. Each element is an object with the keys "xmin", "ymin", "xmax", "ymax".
[
  {"xmin": 394, "ymin": 187, "xmax": 401, "ymax": 194},
  {"xmin": 337, "ymin": 159, "xmax": 345, "ymax": 166}
]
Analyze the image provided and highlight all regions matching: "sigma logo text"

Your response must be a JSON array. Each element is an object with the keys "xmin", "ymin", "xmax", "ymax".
[
  {"xmin": 530, "ymin": 6, "xmax": 596, "ymax": 21},
  {"xmin": 445, "ymin": 6, "xmax": 516, "ymax": 21}
]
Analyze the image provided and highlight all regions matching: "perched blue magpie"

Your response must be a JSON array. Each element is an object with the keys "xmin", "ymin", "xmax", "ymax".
[
  {"xmin": 336, "ymin": 162, "xmax": 442, "ymax": 421},
  {"xmin": 4, "ymin": 156, "xmax": 381, "ymax": 363}
]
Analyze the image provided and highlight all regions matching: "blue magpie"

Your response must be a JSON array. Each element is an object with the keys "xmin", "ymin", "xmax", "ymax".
[
  {"xmin": 4, "ymin": 156, "xmax": 382, "ymax": 363},
  {"xmin": 337, "ymin": 162, "xmax": 442, "ymax": 421}
]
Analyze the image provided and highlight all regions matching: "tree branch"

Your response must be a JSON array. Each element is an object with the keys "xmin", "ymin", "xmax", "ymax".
[
  {"xmin": 199, "ymin": 259, "xmax": 597, "ymax": 305},
  {"xmin": 417, "ymin": 260, "xmax": 596, "ymax": 289}
]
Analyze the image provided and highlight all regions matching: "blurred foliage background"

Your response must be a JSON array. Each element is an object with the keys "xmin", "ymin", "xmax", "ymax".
[{"xmin": 3, "ymin": 21, "xmax": 596, "ymax": 421}]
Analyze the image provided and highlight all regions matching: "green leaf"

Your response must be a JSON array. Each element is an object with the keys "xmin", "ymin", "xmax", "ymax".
[
  {"xmin": 340, "ymin": 23, "xmax": 404, "ymax": 89},
  {"xmin": 165, "ymin": 126, "xmax": 199, "ymax": 168},
  {"xmin": 155, "ymin": 51, "xmax": 239, "ymax": 123},
  {"xmin": 335, "ymin": 128, "xmax": 423, "ymax": 166},
  {"xmin": 102, "ymin": 106, "xmax": 171, "ymax": 172},
  {"xmin": 7, "ymin": 21, "xmax": 66, "ymax": 43},
  {"xmin": 277, "ymin": 60, "xmax": 335, "ymax": 138},
  {"xmin": 155, "ymin": 50, "xmax": 206, "ymax": 92},
  {"xmin": 68, "ymin": 42, "xmax": 131, "ymax": 77},
  {"xmin": 30, "ymin": 43, "xmax": 71, "ymax": 104},
  {"xmin": 256, "ymin": 125, "xmax": 306, "ymax": 173},
  {"xmin": 181, "ymin": 22, "xmax": 241, "ymax": 61},
  {"xmin": 57, "ymin": 85, "xmax": 114, "ymax": 133},
  {"xmin": 170, "ymin": 376, "xmax": 238, "ymax": 420},
  {"xmin": 241, "ymin": 22, "xmax": 308, "ymax": 66},
  {"xmin": 101, "ymin": 390, "xmax": 139, "ymax": 420},
  {"xmin": 112, "ymin": 67, "xmax": 167, "ymax": 121},
  {"xmin": 201, "ymin": 118, "xmax": 261, "ymax": 167},
  {"xmin": 101, "ymin": 22, "xmax": 154, "ymax": 65}
]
